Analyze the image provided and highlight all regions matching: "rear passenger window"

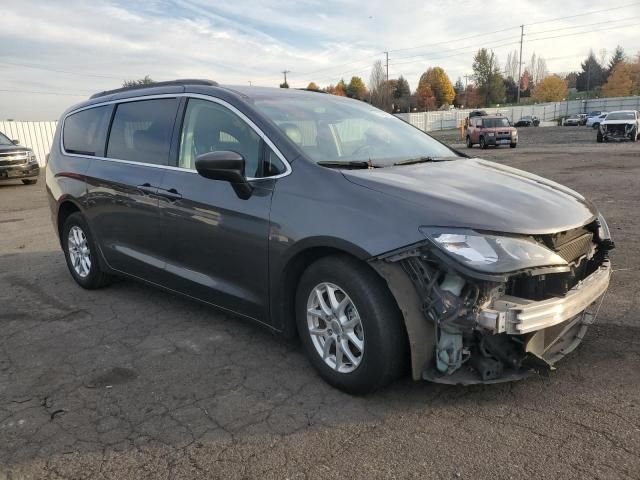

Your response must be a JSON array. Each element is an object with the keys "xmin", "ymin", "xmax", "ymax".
[
  {"xmin": 106, "ymin": 98, "xmax": 178, "ymax": 165},
  {"xmin": 63, "ymin": 106, "xmax": 110, "ymax": 156}
]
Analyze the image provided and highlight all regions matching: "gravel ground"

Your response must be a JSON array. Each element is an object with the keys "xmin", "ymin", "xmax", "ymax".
[{"xmin": 0, "ymin": 132, "xmax": 639, "ymax": 479}]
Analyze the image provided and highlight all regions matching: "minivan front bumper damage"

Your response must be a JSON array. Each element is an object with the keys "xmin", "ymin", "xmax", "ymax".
[{"xmin": 371, "ymin": 232, "xmax": 612, "ymax": 385}]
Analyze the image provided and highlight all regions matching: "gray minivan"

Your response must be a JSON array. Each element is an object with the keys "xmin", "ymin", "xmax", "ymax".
[{"xmin": 47, "ymin": 80, "xmax": 613, "ymax": 393}]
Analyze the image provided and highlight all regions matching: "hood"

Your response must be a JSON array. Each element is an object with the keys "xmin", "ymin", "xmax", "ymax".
[
  {"xmin": 0, "ymin": 144, "xmax": 32, "ymax": 154},
  {"xmin": 342, "ymin": 158, "xmax": 597, "ymax": 235},
  {"xmin": 602, "ymin": 119, "xmax": 636, "ymax": 125}
]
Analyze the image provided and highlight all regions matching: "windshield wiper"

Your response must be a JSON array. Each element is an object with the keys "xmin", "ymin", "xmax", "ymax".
[
  {"xmin": 317, "ymin": 160, "xmax": 374, "ymax": 169},
  {"xmin": 393, "ymin": 156, "xmax": 457, "ymax": 166}
]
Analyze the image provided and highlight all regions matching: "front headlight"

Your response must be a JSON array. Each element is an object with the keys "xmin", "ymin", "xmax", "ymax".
[
  {"xmin": 597, "ymin": 212, "xmax": 611, "ymax": 241},
  {"xmin": 419, "ymin": 227, "xmax": 568, "ymax": 274},
  {"xmin": 28, "ymin": 153, "xmax": 37, "ymax": 163}
]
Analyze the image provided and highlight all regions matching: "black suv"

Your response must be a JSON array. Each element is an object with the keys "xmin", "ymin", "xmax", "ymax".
[
  {"xmin": 0, "ymin": 131, "xmax": 39, "ymax": 184},
  {"xmin": 47, "ymin": 80, "xmax": 613, "ymax": 393}
]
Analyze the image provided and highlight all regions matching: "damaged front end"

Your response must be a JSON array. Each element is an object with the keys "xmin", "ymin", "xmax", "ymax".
[
  {"xmin": 600, "ymin": 122, "xmax": 637, "ymax": 141},
  {"xmin": 371, "ymin": 217, "xmax": 614, "ymax": 385}
]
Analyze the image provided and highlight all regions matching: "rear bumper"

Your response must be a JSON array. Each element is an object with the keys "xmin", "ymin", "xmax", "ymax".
[{"xmin": 0, "ymin": 163, "xmax": 40, "ymax": 180}]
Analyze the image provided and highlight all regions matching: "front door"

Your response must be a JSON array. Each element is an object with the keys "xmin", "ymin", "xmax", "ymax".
[
  {"xmin": 85, "ymin": 97, "xmax": 179, "ymax": 281},
  {"xmin": 157, "ymin": 97, "xmax": 286, "ymax": 321}
]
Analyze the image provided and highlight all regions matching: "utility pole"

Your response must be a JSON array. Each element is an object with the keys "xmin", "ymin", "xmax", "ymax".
[
  {"xmin": 384, "ymin": 51, "xmax": 389, "ymax": 82},
  {"xmin": 586, "ymin": 61, "xmax": 592, "ymax": 100},
  {"xmin": 281, "ymin": 70, "xmax": 290, "ymax": 86},
  {"xmin": 516, "ymin": 24, "xmax": 524, "ymax": 104},
  {"xmin": 248, "ymin": 81, "xmax": 252, "ymax": 86},
  {"xmin": 464, "ymin": 74, "xmax": 471, "ymax": 107}
]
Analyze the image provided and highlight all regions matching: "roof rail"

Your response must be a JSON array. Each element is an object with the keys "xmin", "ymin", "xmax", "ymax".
[{"xmin": 90, "ymin": 79, "xmax": 219, "ymax": 99}]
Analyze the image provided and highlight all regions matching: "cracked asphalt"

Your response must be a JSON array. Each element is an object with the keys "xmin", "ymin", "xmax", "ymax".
[{"xmin": 1, "ymin": 127, "xmax": 639, "ymax": 479}]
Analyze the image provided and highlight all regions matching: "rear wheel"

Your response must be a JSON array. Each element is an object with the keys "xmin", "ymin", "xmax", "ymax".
[
  {"xmin": 22, "ymin": 179, "xmax": 37, "ymax": 185},
  {"xmin": 62, "ymin": 212, "xmax": 113, "ymax": 289},
  {"xmin": 593, "ymin": 123, "xmax": 600, "ymax": 129},
  {"xmin": 466, "ymin": 136, "xmax": 473, "ymax": 148},
  {"xmin": 296, "ymin": 256, "xmax": 406, "ymax": 394}
]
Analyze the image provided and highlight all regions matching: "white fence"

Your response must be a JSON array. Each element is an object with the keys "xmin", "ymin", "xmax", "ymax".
[
  {"xmin": 0, "ymin": 121, "xmax": 57, "ymax": 166},
  {"xmin": 396, "ymin": 96, "xmax": 640, "ymax": 132}
]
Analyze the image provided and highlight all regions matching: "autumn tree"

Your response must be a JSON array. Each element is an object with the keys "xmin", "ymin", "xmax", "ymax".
[
  {"xmin": 418, "ymin": 67, "xmax": 455, "ymax": 107},
  {"xmin": 346, "ymin": 76, "xmax": 367, "ymax": 100},
  {"xmin": 472, "ymin": 49, "xmax": 505, "ymax": 105},
  {"xmin": 532, "ymin": 76, "xmax": 568, "ymax": 102},
  {"xmin": 455, "ymin": 85, "xmax": 482, "ymax": 108},
  {"xmin": 415, "ymin": 82, "xmax": 436, "ymax": 111},
  {"xmin": 503, "ymin": 77, "xmax": 518, "ymax": 103},
  {"xmin": 607, "ymin": 46, "xmax": 626, "ymax": 76},
  {"xmin": 306, "ymin": 82, "xmax": 319, "ymax": 91},
  {"xmin": 576, "ymin": 51, "xmax": 606, "ymax": 92},
  {"xmin": 122, "ymin": 75, "xmax": 154, "ymax": 87},
  {"xmin": 601, "ymin": 62, "xmax": 634, "ymax": 97},
  {"xmin": 520, "ymin": 69, "xmax": 530, "ymax": 94}
]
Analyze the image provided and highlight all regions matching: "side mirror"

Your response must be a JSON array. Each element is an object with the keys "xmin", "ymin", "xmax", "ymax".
[
  {"xmin": 12, "ymin": 139, "xmax": 19, "ymax": 145},
  {"xmin": 195, "ymin": 151, "xmax": 253, "ymax": 200}
]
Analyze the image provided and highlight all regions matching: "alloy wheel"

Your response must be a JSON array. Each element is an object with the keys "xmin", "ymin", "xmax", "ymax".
[
  {"xmin": 306, "ymin": 282, "xmax": 364, "ymax": 373},
  {"xmin": 68, "ymin": 225, "xmax": 91, "ymax": 278}
]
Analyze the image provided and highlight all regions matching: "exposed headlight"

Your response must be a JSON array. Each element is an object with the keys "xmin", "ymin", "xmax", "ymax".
[
  {"xmin": 28, "ymin": 153, "xmax": 37, "ymax": 163},
  {"xmin": 597, "ymin": 212, "xmax": 611, "ymax": 241},
  {"xmin": 419, "ymin": 227, "xmax": 567, "ymax": 274}
]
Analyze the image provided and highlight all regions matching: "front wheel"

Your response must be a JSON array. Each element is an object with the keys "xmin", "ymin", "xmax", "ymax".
[
  {"xmin": 630, "ymin": 127, "xmax": 637, "ymax": 142},
  {"xmin": 480, "ymin": 136, "xmax": 488, "ymax": 149},
  {"xmin": 596, "ymin": 131, "xmax": 603, "ymax": 143},
  {"xmin": 62, "ymin": 212, "xmax": 113, "ymax": 289},
  {"xmin": 296, "ymin": 256, "xmax": 407, "ymax": 394},
  {"xmin": 510, "ymin": 143, "xmax": 517, "ymax": 148},
  {"xmin": 22, "ymin": 179, "xmax": 37, "ymax": 185},
  {"xmin": 466, "ymin": 136, "xmax": 473, "ymax": 148}
]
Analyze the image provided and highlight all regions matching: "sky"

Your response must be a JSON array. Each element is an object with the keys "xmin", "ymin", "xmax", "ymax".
[{"xmin": 1, "ymin": 0, "xmax": 639, "ymax": 120}]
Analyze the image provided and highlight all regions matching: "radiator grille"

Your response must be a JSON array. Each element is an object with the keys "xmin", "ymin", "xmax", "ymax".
[{"xmin": 555, "ymin": 233, "xmax": 593, "ymax": 263}]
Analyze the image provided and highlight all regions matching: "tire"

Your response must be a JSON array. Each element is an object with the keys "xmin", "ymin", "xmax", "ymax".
[
  {"xmin": 466, "ymin": 136, "xmax": 473, "ymax": 148},
  {"xmin": 296, "ymin": 256, "xmax": 407, "ymax": 394},
  {"xmin": 630, "ymin": 128, "xmax": 638, "ymax": 142},
  {"xmin": 596, "ymin": 132, "xmax": 603, "ymax": 143},
  {"xmin": 510, "ymin": 143, "xmax": 517, "ymax": 148},
  {"xmin": 62, "ymin": 212, "xmax": 112, "ymax": 289},
  {"xmin": 22, "ymin": 179, "xmax": 37, "ymax": 185},
  {"xmin": 480, "ymin": 136, "xmax": 488, "ymax": 149},
  {"xmin": 593, "ymin": 123, "xmax": 600, "ymax": 129}
]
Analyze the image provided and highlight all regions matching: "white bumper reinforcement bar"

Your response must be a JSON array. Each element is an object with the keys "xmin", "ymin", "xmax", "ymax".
[{"xmin": 477, "ymin": 263, "xmax": 611, "ymax": 335}]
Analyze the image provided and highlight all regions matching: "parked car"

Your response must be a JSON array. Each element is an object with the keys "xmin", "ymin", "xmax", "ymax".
[
  {"xmin": 586, "ymin": 112, "xmax": 608, "ymax": 129},
  {"xmin": 563, "ymin": 114, "xmax": 581, "ymax": 126},
  {"xmin": 466, "ymin": 115, "xmax": 518, "ymax": 148},
  {"xmin": 0, "ymin": 131, "xmax": 39, "ymax": 184},
  {"xmin": 468, "ymin": 109, "xmax": 488, "ymax": 118},
  {"xmin": 47, "ymin": 80, "xmax": 614, "ymax": 393},
  {"xmin": 597, "ymin": 110, "xmax": 639, "ymax": 142},
  {"xmin": 578, "ymin": 113, "xmax": 588, "ymax": 125},
  {"xmin": 514, "ymin": 115, "xmax": 540, "ymax": 127}
]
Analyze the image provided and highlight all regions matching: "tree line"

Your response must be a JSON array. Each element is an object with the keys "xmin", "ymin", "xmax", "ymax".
[{"xmin": 294, "ymin": 46, "xmax": 640, "ymax": 112}]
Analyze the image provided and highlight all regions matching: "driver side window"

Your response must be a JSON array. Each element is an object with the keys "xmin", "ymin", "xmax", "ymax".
[{"xmin": 179, "ymin": 98, "xmax": 284, "ymax": 177}]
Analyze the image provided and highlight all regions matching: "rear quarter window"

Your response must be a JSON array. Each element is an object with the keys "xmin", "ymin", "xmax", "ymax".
[
  {"xmin": 106, "ymin": 98, "xmax": 179, "ymax": 165},
  {"xmin": 63, "ymin": 106, "xmax": 111, "ymax": 156}
]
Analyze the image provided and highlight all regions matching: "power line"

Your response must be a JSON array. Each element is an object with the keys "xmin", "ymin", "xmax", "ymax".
[
  {"xmin": 0, "ymin": 60, "xmax": 124, "ymax": 80},
  {"xmin": 526, "ymin": 15, "xmax": 640, "ymax": 36},
  {"xmin": 525, "ymin": 1, "xmax": 640, "ymax": 26},
  {"xmin": 526, "ymin": 22, "xmax": 639, "ymax": 43}
]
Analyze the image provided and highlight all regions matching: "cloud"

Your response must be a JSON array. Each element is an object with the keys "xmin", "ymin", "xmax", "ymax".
[{"xmin": 0, "ymin": 0, "xmax": 638, "ymax": 119}]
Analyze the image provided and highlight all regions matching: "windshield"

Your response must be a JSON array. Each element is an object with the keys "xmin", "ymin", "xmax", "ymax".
[
  {"xmin": 251, "ymin": 93, "xmax": 456, "ymax": 165},
  {"xmin": 483, "ymin": 118, "xmax": 510, "ymax": 128},
  {"xmin": 605, "ymin": 112, "xmax": 635, "ymax": 120},
  {"xmin": 0, "ymin": 132, "xmax": 12, "ymax": 145}
]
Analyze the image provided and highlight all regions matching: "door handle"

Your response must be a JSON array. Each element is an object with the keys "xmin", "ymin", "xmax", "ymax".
[
  {"xmin": 158, "ymin": 187, "xmax": 183, "ymax": 200},
  {"xmin": 137, "ymin": 183, "xmax": 157, "ymax": 194}
]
